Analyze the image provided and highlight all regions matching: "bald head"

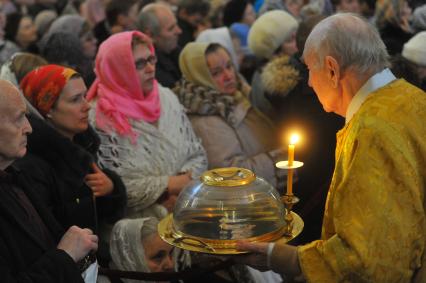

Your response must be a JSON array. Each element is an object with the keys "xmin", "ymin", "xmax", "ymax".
[
  {"xmin": 138, "ymin": 3, "xmax": 173, "ymax": 37},
  {"xmin": 138, "ymin": 3, "xmax": 181, "ymax": 53},
  {"xmin": 0, "ymin": 79, "xmax": 32, "ymax": 170},
  {"xmin": 0, "ymin": 80, "xmax": 23, "ymax": 111},
  {"xmin": 303, "ymin": 13, "xmax": 389, "ymax": 74},
  {"xmin": 143, "ymin": 3, "xmax": 173, "ymax": 15}
]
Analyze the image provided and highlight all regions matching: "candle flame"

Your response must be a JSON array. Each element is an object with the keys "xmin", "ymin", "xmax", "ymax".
[{"xmin": 290, "ymin": 134, "xmax": 300, "ymax": 145}]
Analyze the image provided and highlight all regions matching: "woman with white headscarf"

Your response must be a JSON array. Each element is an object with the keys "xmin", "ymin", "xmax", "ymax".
[
  {"xmin": 108, "ymin": 218, "xmax": 174, "ymax": 283},
  {"xmin": 196, "ymin": 27, "xmax": 242, "ymax": 70}
]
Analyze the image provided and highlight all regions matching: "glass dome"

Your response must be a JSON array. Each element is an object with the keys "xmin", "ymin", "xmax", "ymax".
[
  {"xmin": 159, "ymin": 167, "xmax": 304, "ymax": 254},
  {"xmin": 173, "ymin": 167, "xmax": 286, "ymax": 241}
]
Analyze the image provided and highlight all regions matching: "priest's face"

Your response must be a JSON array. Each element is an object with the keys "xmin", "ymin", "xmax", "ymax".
[{"xmin": 305, "ymin": 53, "xmax": 344, "ymax": 116}]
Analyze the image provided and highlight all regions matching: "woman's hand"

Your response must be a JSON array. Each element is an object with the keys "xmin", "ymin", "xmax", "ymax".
[
  {"xmin": 167, "ymin": 171, "xmax": 192, "ymax": 195},
  {"xmin": 159, "ymin": 194, "xmax": 178, "ymax": 213},
  {"xmin": 85, "ymin": 163, "xmax": 114, "ymax": 197}
]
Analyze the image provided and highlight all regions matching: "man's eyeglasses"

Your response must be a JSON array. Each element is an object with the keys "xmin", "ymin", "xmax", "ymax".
[{"xmin": 135, "ymin": 55, "xmax": 157, "ymax": 70}]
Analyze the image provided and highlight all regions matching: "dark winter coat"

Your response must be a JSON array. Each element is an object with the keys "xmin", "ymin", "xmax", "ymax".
[
  {"xmin": 0, "ymin": 166, "xmax": 84, "ymax": 282},
  {"xmin": 155, "ymin": 48, "xmax": 182, "ymax": 89},
  {"xmin": 16, "ymin": 115, "xmax": 126, "ymax": 232},
  {"xmin": 263, "ymin": 54, "xmax": 344, "ymax": 243}
]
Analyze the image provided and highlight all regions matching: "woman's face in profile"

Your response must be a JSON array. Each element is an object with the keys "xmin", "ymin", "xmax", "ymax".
[
  {"xmin": 16, "ymin": 16, "xmax": 37, "ymax": 47},
  {"xmin": 206, "ymin": 47, "xmax": 237, "ymax": 95},
  {"xmin": 47, "ymin": 77, "xmax": 90, "ymax": 139},
  {"xmin": 133, "ymin": 43, "xmax": 156, "ymax": 94},
  {"xmin": 142, "ymin": 233, "xmax": 174, "ymax": 275},
  {"xmin": 80, "ymin": 31, "xmax": 97, "ymax": 59}
]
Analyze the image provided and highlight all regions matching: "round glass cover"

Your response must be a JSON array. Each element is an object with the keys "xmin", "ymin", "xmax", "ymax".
[{"xmin": 172, "ymin": 167, "xmax": 286, "ymax": 241}]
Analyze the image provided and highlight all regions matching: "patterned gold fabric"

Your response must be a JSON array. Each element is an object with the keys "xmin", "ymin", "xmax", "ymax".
[{"xmin": 298, "ymin": 79, "xmax": 426, "ymax": 282}]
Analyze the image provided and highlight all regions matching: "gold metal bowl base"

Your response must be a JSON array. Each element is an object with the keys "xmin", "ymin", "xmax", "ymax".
[{"xmin": 158, "ymin": 213, "xmax": 304, "ymax": 255}]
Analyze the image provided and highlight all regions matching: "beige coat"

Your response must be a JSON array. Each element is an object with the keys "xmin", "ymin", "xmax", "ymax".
[
  {"xmin": 176, "ymin": 41, "xmax": 284, "ymax": 189},
  {"xmin": 189, "ymin": 98, "xmax": 282, "ymax": 188}
]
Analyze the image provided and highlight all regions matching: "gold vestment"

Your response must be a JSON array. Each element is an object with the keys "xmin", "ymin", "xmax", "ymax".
[{"xmin": 294, "ymin": 80, "xmax": 426, "ymax": 282}]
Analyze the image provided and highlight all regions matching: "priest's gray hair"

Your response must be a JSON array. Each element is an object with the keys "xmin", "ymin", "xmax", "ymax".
[{"xmin": 303, "ymin": 13, "xmax": 390, "ymax": 74}]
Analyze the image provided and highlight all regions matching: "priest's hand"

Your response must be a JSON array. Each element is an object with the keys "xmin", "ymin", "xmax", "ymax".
[{"xmin": 235, "ymin": 241, "xmax": 270, "ymax": 271}]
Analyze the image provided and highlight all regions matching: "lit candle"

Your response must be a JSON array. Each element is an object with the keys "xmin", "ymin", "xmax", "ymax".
[{"xmin": 286, "ymin": 134, "xmax": 299, "ymax": 195}]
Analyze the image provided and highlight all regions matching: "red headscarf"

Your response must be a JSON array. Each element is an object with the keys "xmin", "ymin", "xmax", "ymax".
[{"xmin": 20, "ymin": 64, "xmax": 77, "ymax": 117}]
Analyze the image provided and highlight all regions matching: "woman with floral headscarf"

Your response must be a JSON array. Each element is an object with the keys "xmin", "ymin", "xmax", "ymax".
[
  {"xmin": 87, "ymin": 31, "xmax": 207, "ymax": 221},
  {"xmin": 174, "ymin": 42, "xmax": 285, "ymax": 190},
  {"xmin": 15, "ymin": 64, "xmax": 127, "ymax": 266}
]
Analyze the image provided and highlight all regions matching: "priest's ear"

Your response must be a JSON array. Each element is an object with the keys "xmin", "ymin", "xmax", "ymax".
[{"xmin": 325, "ymin": 55, "xmax": 340, "ymax": 88}]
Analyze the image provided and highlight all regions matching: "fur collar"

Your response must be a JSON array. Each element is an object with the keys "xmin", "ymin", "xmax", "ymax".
[{"xmin": 261, "ymin": 54, "xmax": 301, "ymax": 97}]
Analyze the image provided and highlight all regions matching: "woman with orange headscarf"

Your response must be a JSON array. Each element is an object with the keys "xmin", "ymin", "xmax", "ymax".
[
  {"xmin": 16, "ymin": 64, "xmax": 127, "ymax": 266},
  {"xmin": 87, "ymin": 31, "xmax": 207, "ymax": 221}
]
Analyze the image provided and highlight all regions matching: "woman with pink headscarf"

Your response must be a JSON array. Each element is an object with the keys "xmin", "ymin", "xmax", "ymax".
[{"xmin": 87, "ymin": 31, "xmax": 207, "ymax": 221}]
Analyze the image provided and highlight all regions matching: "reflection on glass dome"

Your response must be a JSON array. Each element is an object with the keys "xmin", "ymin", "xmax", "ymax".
[{"xmin": 172, "ymin": 168, "xmax": 286, "ymax": 241}]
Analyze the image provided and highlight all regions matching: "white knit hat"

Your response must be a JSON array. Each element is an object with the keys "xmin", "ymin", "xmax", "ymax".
[
  {"xmin": 402, "ymin": 31, "xmax": 426, "ymax": 67},
  {"xmin": 248, "ymin": 10, "xmax": 298, "ymax": 59}
]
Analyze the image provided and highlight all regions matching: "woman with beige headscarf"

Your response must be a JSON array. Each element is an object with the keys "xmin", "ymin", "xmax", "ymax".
[{"xmin": 174, "ymin": 42, "xmax": 285, "ymax": 189}]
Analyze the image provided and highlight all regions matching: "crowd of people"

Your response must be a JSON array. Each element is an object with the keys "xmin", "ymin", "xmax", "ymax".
[{"xmin": 0, "ymin": 0, "xmax": 425, "ymax": 282}]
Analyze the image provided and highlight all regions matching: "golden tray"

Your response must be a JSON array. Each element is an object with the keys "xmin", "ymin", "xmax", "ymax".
[{"xmin": 158, "ymin": 212, "xmax": 304, "ymax": 255}]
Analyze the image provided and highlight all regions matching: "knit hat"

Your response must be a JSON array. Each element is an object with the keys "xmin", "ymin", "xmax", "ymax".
[
  {"xmin": 5, "ymin": 13, "xmax": 23, "ymax": 42},
  {"xmin": 223, "ymin": 0, "xmax": 249, "ymax": 27},
  {"xmin": 402, "ymin": 31, "xmax": 426, "ymax": 67},
  {"xmin": 248, "ymin": 10, "xmax": 298, "ymax": 59},
  {"xmin": 412, "ymin": 4, "xmax": 426, "ymax": 32}
]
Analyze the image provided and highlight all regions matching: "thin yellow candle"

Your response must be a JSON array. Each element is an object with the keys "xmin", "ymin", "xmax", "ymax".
[{"xmin": 286, "ymin": 134, "xmax": 299, "ymax": 195}]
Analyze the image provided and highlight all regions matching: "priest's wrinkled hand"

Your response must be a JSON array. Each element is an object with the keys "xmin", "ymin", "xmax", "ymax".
[{"xmin": 234, "ymin": 241, "xmax": 270, "ymax": 271}]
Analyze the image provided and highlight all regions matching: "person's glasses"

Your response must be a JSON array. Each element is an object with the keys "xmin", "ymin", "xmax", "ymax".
[{"xmin": 135, "ymin": 55, "xmax": 157, "ymax": 70}]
